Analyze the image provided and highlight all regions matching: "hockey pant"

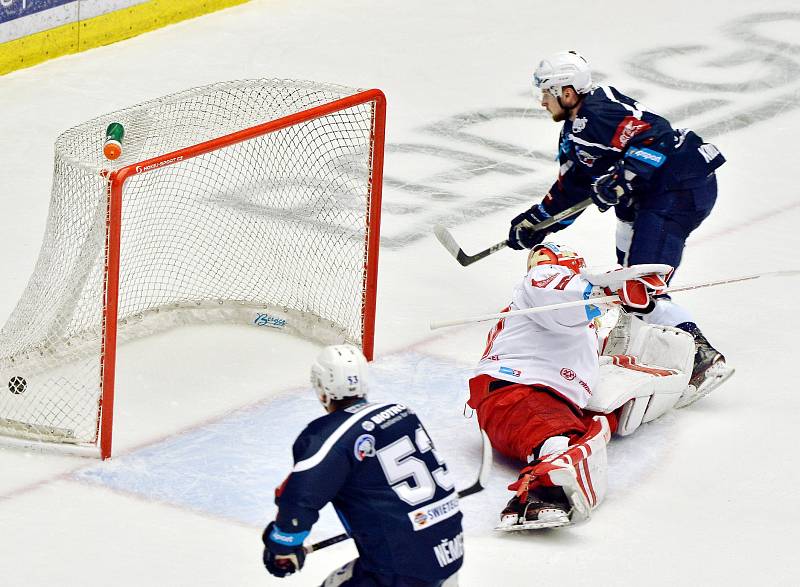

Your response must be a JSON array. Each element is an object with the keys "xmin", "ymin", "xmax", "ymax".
[
  {"xmin": 615, "ymin": 173, "xmax": 718, "ymax": 269},
  {"xmin": 467, "ymin": 375, "xmax": 618, "ymax": 463}
]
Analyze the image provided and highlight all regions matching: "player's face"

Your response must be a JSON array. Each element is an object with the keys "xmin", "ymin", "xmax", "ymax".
[{"xmin": 541, "ymin": 92, "xmax": 568, "ymax": 122}]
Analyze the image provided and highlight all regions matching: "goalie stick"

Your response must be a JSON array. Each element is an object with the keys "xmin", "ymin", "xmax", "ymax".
[
  {"xmin": 430, "ymin": 269, "xmax": 800, "ymax": 330},
  {"xmin": 306, "ymin": 429, "xmax": 493, "ymax": 554},
  {"xmin": 433, "ymin": 197, "xmax": 593, "ymax": 266}
]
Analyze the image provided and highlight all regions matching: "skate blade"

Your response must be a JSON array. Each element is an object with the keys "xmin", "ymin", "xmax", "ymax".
[
  {"xmin": 676, "ymin": 363, "xmax": 735, "ymax": 409},
  {"xmin": 495, "ymin": 516, "xmax": 572, "ymax": 532}
]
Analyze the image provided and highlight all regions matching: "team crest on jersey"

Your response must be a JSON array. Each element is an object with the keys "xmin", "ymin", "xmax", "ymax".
[
  {"xmin": 572, "ymin": 117, "xmax": 587, "ymax": 133},
  {"xmin": 354, "ymin": 434, "xmax": 376, "ymax": 461},
  {"xmin": 576, "ymin": 149, "xmax": 599, "ymax": 167}
]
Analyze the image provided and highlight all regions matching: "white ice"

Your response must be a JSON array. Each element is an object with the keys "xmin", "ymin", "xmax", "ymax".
[{"xmin": 2, "ymin": 1, "xmax": 800, "ymax": 585}]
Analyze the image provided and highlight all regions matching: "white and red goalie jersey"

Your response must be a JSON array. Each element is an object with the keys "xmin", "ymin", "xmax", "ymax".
[{"xmin": 474, "ymin": 264, "xmax": 603, "ymax": 409}]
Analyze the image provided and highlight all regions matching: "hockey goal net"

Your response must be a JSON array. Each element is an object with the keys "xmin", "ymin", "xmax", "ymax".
[{"xmin": 0, "ymin": 80, "xmax": 385, "ymax": 459}]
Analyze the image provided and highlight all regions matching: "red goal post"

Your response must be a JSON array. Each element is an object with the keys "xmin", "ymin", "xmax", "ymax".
[{"xmin": 0, "ymin": 81, "xmax": 386, "ymax": 459}]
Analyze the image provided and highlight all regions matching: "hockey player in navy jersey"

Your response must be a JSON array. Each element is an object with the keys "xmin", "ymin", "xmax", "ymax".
[
  {"xmin": 262, "ymin": 344, "xmax": 462, "ymax": 586},
  {"xmin": 506, "ymin": 50, "xmax": 732, "ymax": 405}
]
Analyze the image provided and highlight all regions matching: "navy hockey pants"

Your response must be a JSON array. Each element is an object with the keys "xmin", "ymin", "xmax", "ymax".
[{"xmin": 616, "ymin": 173, "xmax": 718, "ymax": 274}]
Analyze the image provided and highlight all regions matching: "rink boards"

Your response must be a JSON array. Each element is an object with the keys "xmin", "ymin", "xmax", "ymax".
[{"xmin": 0, "ymin": 0, "xmax": 248, "ymax": 75}]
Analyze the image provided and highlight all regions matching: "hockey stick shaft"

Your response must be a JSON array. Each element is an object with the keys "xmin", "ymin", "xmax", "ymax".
[
  {"xmin": 434, "ymin": 198, "xmax": 593, "ymax": 266},
  {"xmin": 430, "ymin": 270, "xmax": 800, "ymax": 330},
  {"xmin": 307, "ymin": 430, "xmax": 493, "ymax": 553}
]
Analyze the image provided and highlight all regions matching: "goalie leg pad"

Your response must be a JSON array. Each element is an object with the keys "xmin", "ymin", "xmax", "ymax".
[
  {"xmin": 502, "ymin": 416, "xmax": 611, "ymax": 530},
  {"xmin": 540, "ymin": 415, "xmax": 611, "ymax": 523}
]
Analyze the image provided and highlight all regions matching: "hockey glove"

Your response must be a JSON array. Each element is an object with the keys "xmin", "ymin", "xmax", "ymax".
[
  {"xmin": 585, "ymin": 265, "xmax": 671, "ymax": 314},
  {"xmin": 615, "ymin": 273, "xmax": 668, "ymax": 313},
  {"xmin": 591, "ymin": 162, "xmax": 635, "ymax": 212},
  {"xmin": 508, "ymin": 204, "xmax": 550, "ymax": 250},
  {"xmin": 262, "ymin": 522, "xmax": 307, "ymax": 578}
]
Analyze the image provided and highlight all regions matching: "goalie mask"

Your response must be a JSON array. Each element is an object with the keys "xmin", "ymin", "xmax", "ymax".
[
  {"xmin": 310, "ymin": 344, "xmax": 368, "ymax": 409},
  {"xmin": 533, "ymin": 50, "xmax": 593, "ymax": 98},
  {"xmin": 528, "ymin": 242, "xmax": 586, "ymax": 274}
]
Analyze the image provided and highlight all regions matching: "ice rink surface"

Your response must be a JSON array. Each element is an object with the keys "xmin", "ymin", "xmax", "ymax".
[{"xmin": 2, "ymin": 1, "xmax": 800, "ymax": 585}]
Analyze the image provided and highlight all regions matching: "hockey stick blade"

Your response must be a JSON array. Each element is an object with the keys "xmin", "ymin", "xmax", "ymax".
[
  {"xmin": 457, "ymin": 430, "xmax": 493, "ymax": 498},
  {"xmin": 433, "ymin": 198, "xmax": 593, "ymax": 267},
  {"xmin": 308, "ymin": 432, "xmax": 492, "ymax": 553},
  {"xmin": 434, "ymin": 224, "xmax": 508, "ymax": 267}
]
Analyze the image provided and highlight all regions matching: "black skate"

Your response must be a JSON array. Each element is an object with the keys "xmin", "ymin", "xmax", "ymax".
[
  {"xmin": 675, "ymin": 324, "xmax": 735, "ymax": 408},
  {"xmin": 496, "ymin": 486, "xmax": 571, "ymax": 531}
]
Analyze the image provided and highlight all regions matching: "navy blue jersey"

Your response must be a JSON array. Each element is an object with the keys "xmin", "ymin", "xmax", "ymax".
[
  {"xmin": 274, "ymin": 401, "xmax": 463, "ymax": 582},
  {"xmin": 541, "ymin": 85, "xmax": 725, "ymax": 230}
]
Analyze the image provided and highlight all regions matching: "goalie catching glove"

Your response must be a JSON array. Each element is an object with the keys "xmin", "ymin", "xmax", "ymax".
[{"xmin": 584, "ymin": 264, "xmax": 672, "ymax": 314}]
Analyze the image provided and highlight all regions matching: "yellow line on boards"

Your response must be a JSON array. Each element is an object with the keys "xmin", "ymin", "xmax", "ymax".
[{"xmin": 0, "ymin": 0, "xmax": 249, "ymax": 76}]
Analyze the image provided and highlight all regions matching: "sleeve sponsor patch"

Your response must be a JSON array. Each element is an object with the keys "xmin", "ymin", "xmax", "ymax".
[
  {"xmin": 625, "ymin": 147, "xmax": 667, "ymax": 168},
  {"xmin": 611, "ymin": 116, "xmax": 652, "ymax": 150}
]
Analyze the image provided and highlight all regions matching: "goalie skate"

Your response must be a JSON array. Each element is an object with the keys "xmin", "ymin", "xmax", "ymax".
[
  {"xmin": 495, "ymin": 490, "xmax": 571, "ymax": 531},
  {"xmin": 495, "ymin": 416, "xmax": 611, "ymax": 532},
  {"xmin": 676, "ymin": 328, "xmax": 735, "ymax": 408},
  {"xmin": 676, "ymin": 360, "xmax": 735, "ymax": 408}
]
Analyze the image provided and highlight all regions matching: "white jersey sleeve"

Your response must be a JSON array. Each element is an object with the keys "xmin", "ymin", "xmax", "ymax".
[{"xmin": 475, "ymin": 265, "xmax": 603, "ymax": 408}]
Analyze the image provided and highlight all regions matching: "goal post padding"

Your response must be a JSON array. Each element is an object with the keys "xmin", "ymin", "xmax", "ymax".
[{"xmin": 0, "ymin": 80, "xmax": 386, "ymax": 459}]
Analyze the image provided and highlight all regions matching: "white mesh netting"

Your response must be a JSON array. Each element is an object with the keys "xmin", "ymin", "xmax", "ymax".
[{"xmin": 0, "ymin": 79, "xmax": 382, "ymax": 449}]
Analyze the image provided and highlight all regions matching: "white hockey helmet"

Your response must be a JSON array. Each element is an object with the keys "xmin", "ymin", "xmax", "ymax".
[
  {"xmin": 528, "ymin": 242, "xmax": 586, "ymax": 273},
  {"xmin": 533, "ymin": 50, "xmax": 593, "ymax": 98},
  {"xmin": 310, "ymin": 344, "xmax": 368, "ymax": 408}
]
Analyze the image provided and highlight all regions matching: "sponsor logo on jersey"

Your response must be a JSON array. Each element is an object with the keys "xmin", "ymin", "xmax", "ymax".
[
  {"xmin": 611, "ymin": 116, "xmax": 651, "ymax": 149},
  {"xmin": 572, "ymin": 117, "xmax": 588, "ymax": 133},
  {"xmin": 499, "ymin": 366, "xmax": 521, "ymax": 377},
  {"xmin": 626, "ymin": 147, "xmax": 666, "ymax": 168},
  {"xmin": 432, "ymin": 532, "xmax": 465, "ymax": 567},
  {"xmin": 407, "ymin": 493, "xmax": 461, "ymax": 531},
  {"xmin": 344, "ymin": 402, "xmax": 370, "ymax": 414},
  {"xmin": 369, "ymin": 404, "xmax": 408, "ymax": 428},
  {"xmin": 354, "ymin": 434, "xmax": 376, "ymax": 461},
  {"xmin": 253, "ymin": 313, "xmax": 287, "ymax": 328},
  {"xmin": 361, "ymin": 420, "xmax": 375, "ymax": 431},
  {"xmin": 576, "ymin": 149, "xmax": 599, "ymax": 167},
  {"xmin": 559, "ymin": 135, "xmax": 570, "ymax": 156},
  {"xmin": 560, "ymin": 368, "xmax": 576, "ymax": 381},
  {"xmin": 530, "ymin": 272, "xmax": 559, "ymax": 289}
]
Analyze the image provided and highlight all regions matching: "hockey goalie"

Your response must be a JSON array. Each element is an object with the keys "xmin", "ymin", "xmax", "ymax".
[{"xmin": 467, "ymin": 242, "xmax": 729, "ymax": 531}]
